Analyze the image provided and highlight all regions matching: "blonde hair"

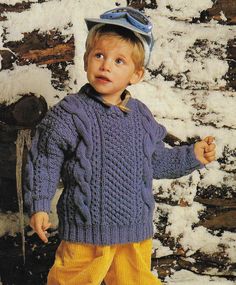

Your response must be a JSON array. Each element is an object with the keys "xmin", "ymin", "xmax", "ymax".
[{"xmin": 84, "ymin": 24, "xmax": 145, "ymax": 70}]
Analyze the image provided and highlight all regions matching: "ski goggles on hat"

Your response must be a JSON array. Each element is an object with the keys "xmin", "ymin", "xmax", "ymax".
[{"xmin": 100, "ymin": 7, "xmax": 152, "ymax": 34}]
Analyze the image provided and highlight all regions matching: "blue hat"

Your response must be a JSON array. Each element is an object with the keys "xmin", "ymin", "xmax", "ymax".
[{"xmin": 85, "ymin": 7, "xmax": 154, "ymax": 66}]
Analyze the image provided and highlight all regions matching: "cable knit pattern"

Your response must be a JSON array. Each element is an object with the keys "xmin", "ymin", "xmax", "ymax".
[{"xmin": 24, "ymin": 83, "xmax": 203, "ymax": 245}]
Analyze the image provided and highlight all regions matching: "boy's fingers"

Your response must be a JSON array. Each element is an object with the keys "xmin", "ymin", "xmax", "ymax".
[
  {"xmin": 205, "ymin": 155, "xmax": 216, "ymax": 162},
  {"xmin": 35, "ymin": 223, "xmax": 48, "ymax": 243},
  {"xmin": 203, "ymin": 143, "xmax": 215, "ymax": 154},
  {"xmin": 207, "ymin": 143, "xmax": 216, "ymax": 151},
  {"xmin": 198, "ymin": 141, "xmax": 208, "ymax": 150},
  {"xmin": 42, "ymin": 222, "xmax": 52, "ymax": 231},
  {"xmin": 208, "ymin": 156, "xmax": 215, "ymax": 162},
  {"xmin": 204, "ymin": 150, "xmax": 215, "ymax": 158},
  {"xmin": 195, "ymin": 137, "xmax": 216, "ymax": 164},
  {"xmin": 205, "ymin": 156, "xmax": 215, "ymax": 162},
  {"xmin": 202, "ymin": 142, "xmax": 210, "ymax": 153},
  {"xmin": 201, "ymin": 157, "xmax": 209, "ymax": 164},
  {"xmin": 205, "ymin": 145, "xmax": 216, "ymax": 156},
  {"xmin": 204, "ymin": 136, "xmax": 214, "ymax": 144}
]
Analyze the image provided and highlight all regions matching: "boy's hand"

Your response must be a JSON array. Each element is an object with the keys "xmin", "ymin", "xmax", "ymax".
[
  {"xmin": 194, "ymin": 136, "xmax": 216, "ymax": 165},
  {"xmin": 29, "ymin": 211, "xmax": 52, "ymax": 243}
]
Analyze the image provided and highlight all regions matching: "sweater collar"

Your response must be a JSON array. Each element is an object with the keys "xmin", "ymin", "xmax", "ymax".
[{"xmin": 82, "ymin": 83, "xmax": 131, "ymax": 113}]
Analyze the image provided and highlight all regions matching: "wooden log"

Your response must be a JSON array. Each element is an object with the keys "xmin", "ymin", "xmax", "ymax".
[
  {"xmin": 0, "ymin": 50, "xmax": 16, "ymax": 70},
  {"xmin": 152, "ymin": 256, "xmax": 181, "ymax": 279},
  {"xmin": 178, "ymin": 250, "xmax": 236, "ymax": 277},
  {"xmin": 18, "ymin": 40, "xmax": 75, "ymax": 65},
  {"xmin": 0, "ymin": 122, "xmax": 18, "ymax": 142},
  {"xmin": 194, "ymin": 198, "xmax": 236, "ymax": 208},
  {"xmin": 0, "ymin": 2, "xmax": 31, "ymax": 21},
  {"xmin": 198, "ymin": 210, "xmax": 236, "ymax": 230},
  {"xmin": 129, "ymin": 0, "xmax": 236, "ymax": 24},
  {"xmin": 1, "ymin": 19, "xmax": 235, "ymax": 91},
  {"xmin": 163, "ymin": 132, "xmax": 182, "ymax": 147},
  {"xmin": 152, "ymin": 248, "xmax": 236, "ymax": 278},
  {"xmin": 0, "ymin": 178, "xmax": 18, "ymax": 211},
  {"xmin": 0, "ymin": 94, "xmax": 46, "ymax": 180},
  {"xmin": 2, "ymin": 31, "xmax": 74, "ymax": 90},
  {"xmin": 228, "ymin": 39, "xmax": 236, "ymax": 60},
  {"xmin": 0, "ymin": 94, "xmax": 47, "ymax": 127},
  {"xmin": 196, "ymin": 185, "xmax": 236, "ymax": 200},
  {"xmin": 207, "ymin": 0, "xmax": 236, "ymax": 25},
  {"xmin": 153, "ymin": 232, "xmax": 236, "ymax": 276},
  {"xmin": 149, "ymin": 38, "xmax": 236, "ymax": 91},
  {"xmin": 127, "ymin": 0, "xmax": 157, "ymax": 9},
  {"xmin": 0, "ymin": 40, "xmax": 74, "ymax": 68},
  {"xmin": 0, "ymin": 143, "xmax": 16, "ymax": 179},
  {"xmin": 1, "ymin": 0, "xmax": 235, "ymax": 25},
  {"xmin": 153, "ymin": 233, "xmax": 236, "ymax": 277},
  {"xmin": 6, "ymin": 30, "xmax": 65, "ymax": 52},
  {"xmin": 3, "ymin": 31, "xmax": 75, "ymax": 66},
  {"xmin": 227, "ymin": 38, "xmax": 236, "ymax": 91},
  {"xmin": 48, "ymin": 62, "xmax": 70, "ymax": 90}
]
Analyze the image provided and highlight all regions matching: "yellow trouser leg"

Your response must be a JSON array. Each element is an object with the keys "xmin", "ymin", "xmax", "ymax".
[
  {"xmin": 47, "ymin": 241, "xmax": 116, "ymax": 285},
  {"xmin": 104, "ymin": 239, "xmax": 162, "ymax": 285}
]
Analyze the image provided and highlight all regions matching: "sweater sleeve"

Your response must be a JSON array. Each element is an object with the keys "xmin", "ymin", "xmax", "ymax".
[
  {"xmin": 23, "ymin": 105, "xmax": 77, "ymax": 216},
  {"xmin": 152, "ymin": 135, "xmax": 204, "ymax": 179},
  {"xmin": 137, "ymin": 99, "xmax": 203, "ymax": 179}
]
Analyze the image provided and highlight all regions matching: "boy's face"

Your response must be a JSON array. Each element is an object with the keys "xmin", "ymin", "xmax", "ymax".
[{"xmin": 85, "ymin": 35, "xmax": 144, "ymax": 103}]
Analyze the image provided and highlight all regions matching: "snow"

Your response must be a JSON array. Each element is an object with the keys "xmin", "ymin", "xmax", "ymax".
[
  {"xmin": 152, "ymin": 238, "xmax": 173, "ymax": 258},
  {"xmin": 165, "ymin": 270, "xmax": 235, "ymax": 284},
  {"xmin": 220, "ymin": 11, "xmax": 228, "ymax": 22},
  {"xmin": 0, "ymin": 212, "xmax": 29, "ymax": 237},
  {"xmin": 147, "ymin": 14, "xmax": 234, "ymax": 89},
  {"xmin": 3, "ymin": 1, "xmax": 81, "ymax": 42},
  {"xmin": 129, "ymin": 79, "xmax": 193, "ymax": 120},
  {"xmin": 188, "ymin": 57, "xmax": 227, "ymax": 86},
  {"xmin": 0, "ymin": 65, "xmax": 66, "ymax": 105},
  {"xmin": 155, "ymin": 0, "xmax": 213, "ymax": 20},
  {"xmin": 0, "ymin": 0, "xmax": 236, "ymax": 284},
  {"xmin": 153, "ymin": 171, "xmax": 201, "ymax": 204},
  {"xmin": 0, "ymin": 0, "xmax": 37, "ymax": 4},
  {"xmin": 199, "ymin": 167, "xmax": 235, "ymax": 189}
]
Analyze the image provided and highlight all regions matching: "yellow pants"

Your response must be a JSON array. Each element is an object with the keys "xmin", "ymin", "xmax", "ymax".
[{"xmin": 47, "ymin": 239, "xmax": 162, "ymax": 285}]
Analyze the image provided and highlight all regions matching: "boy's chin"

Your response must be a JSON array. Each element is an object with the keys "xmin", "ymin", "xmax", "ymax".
[
  {"xmin": 90, "ymin": 84, "xmax": 104, "ymax": 94},
  {"xmin": 89, "ymin": 83, "xmax": 111, "ymax": 95}
]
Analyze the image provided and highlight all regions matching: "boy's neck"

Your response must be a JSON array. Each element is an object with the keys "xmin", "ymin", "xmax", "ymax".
[{"xmin": 101, "ymin": 94, "xmax": 122, "ymax": 105}]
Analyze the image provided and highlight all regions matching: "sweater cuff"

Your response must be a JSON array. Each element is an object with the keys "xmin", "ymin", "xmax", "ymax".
[
  {"xmin": 188, "ymin": 144, "xmax": 205, "ymax": 171},
  {"xmin": 30, "ymin": 199, "xmax": 51, "ymax": 216}
]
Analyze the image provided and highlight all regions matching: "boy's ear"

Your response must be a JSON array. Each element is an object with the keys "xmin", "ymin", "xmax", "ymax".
[
  {"xmin": 129, "ymin": 67, "xmax": 145, "ymax": 85},
  {"xmin": 84, "ymin": 53, "xmax": 88, "ymax": 72}
]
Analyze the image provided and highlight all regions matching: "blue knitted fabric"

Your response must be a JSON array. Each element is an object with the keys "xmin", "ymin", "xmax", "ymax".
[{"xmin": 24, "ymin": 84, "xmax": 203, "ymax": 245}]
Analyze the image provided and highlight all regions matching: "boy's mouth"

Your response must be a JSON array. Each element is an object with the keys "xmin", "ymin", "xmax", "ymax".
[{"xmin": 95, "ymin": 76, "xmax": 111, "ymax": 83}]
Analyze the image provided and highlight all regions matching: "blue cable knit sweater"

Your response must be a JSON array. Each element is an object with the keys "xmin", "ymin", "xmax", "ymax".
[{"xmin": 24, "ymin": 83, "xmax": 202, "ymax": 245}]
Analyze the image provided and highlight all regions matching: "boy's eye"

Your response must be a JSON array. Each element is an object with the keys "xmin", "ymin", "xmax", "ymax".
[
  {"xmin": 116, "ymin": 58, "xmax": 125, "ymax": 65},
  {"xmin": 95, "ymin": 53, "xmax": 103, "ymax": 59}
]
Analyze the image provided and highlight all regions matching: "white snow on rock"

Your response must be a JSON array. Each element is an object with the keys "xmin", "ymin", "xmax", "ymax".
[
  {"xmin": 165, "ymin": 270, "xmax": 235, "ymax": 284},
  {"xmin": 155, "ymin": 0, "xmax": 213, "ymax": 20}
]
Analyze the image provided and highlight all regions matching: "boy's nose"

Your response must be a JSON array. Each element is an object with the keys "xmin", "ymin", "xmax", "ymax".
[{"xmin": 100, "ymin": 59, "xmax": 112, "ymax": 71}]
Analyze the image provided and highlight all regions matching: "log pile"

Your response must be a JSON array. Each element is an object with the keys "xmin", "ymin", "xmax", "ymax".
[{"xmin": 0, "ymin": 0, "xmax": 235, "ymax": 284}]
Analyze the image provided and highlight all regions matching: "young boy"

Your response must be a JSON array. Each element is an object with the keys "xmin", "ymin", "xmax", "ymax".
[{"xmin": 24, "ymin": 7, "xmax": 216, "ymax": 285}]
